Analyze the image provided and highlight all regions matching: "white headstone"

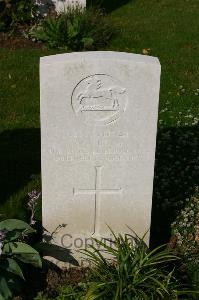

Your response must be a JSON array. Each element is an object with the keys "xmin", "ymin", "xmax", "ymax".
[
  {"xmin": 55, "ymin": 0, "xmax": 86, "ymax": 12},
  {"xmin": 35, "ymin": 0, "xmax": 86, "ymax": 14},
  {"xmin": 40, "ymin": 51, "xmax": 161, "ymax": 266}
]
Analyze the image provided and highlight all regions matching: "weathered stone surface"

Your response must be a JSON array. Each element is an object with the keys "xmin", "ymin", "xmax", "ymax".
[
  {"xmin": 40, "ymin": 51, "xmax": 161, "ymax": 266},
  {"xmin": 35, "ymin": 0, "xmax": 86, "ymax": 14},
  {"xmin": 55, "ymin": 0, "xmax": 86, "ymax": 12}
]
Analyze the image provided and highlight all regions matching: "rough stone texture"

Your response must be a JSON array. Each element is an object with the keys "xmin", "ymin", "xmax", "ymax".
[
  {"xmin": 55, "ymin": 0, "xmax": 86, "ymax": 12},
  {"xmin": 40, "ymin": 51, "xmax": 161, "ymax": 266}
]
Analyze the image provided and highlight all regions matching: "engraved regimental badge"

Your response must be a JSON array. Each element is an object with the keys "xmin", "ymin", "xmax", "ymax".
[{"xmin": 72, "ymin": 74, "xmax": 128, "ymax": 125}]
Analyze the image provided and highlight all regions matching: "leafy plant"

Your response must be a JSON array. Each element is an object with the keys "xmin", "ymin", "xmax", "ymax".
[
  {"xmin": 34, "ymin": 285, "xmax": 85, "ymax": 300},
  {"xmin": 81, "ymin": 229, "xmax": 198, "ymax": 299},
  {"xmin": 171, "ymin": 188, "xmax": 199, "ymax": 295},
  {"xmin": 0, "ymin": 0, "xmax": 38, "ymax": 32},
  {"xmin": 55, "ymin": 284, "xmax": 86, "ymax": 300},
  {"xmin": 37, "ymin": 229, "xmax": 198, "ymax": 299},
  {"xmin": 187, "ymin": 262, "xmax": 199, "ymax": 298},
  {"xmin": 30, "ymin": 7, "xmax": 114, "ymax": 50},
  {"xmin": 171, "ymin": 187, "xmax": 199, "ymax": 262},
  {"xmin": 0, "ymin": 219, "xmax": 42, "ymax": 300}
]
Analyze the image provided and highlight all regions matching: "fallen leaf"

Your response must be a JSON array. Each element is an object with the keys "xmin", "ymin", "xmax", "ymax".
[
  {"xmin": 142, "ymin": 48, "xmax": 151, "ymax": 55},
  {"xmin": 195, "ymin": 229, "xmax": 199, "ymax": 243}
]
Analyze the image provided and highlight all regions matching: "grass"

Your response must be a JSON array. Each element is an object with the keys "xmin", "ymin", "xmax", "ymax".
[{"xmin": 0, "ymin": 0, "xmax": 198, "ymax": 245}]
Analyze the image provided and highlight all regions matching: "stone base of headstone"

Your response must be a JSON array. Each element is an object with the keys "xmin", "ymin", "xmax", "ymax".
[{"xmin": 43, "ymin": 231, "xmax": 147, "ymax": 268}]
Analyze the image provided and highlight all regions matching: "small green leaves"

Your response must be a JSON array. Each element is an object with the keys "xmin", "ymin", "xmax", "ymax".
[
  {"xmin": 0, "ymin": 219, "xmax": 42, "ymax": 299},
  {"xmin": 0, "ymin": 0, "xmax": 37, "ymax": 32},
  {"xmin": 81, "ymin": 37, "xmax": 94, "ymax": 49}
]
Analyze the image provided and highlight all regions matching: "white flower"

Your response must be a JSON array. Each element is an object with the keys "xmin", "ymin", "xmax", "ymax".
[
  {"xmin": 28, "ymin": 190, "xmax": 41, "ymax": 201},
  {"xmin": 0, "ymin": 230, "xmax": 6, "ymax": 242}
]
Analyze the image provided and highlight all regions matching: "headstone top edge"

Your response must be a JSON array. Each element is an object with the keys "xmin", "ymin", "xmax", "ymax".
[{"xmin": 40, "ymin": 51, "xmax": 160, "ymax": 66}]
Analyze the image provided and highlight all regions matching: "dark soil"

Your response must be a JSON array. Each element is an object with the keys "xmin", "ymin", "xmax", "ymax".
[
  {"xmin": 0, "ymin": 32, "xmax": 43, "ymax": 49},
  {"xmin": 14, "ymin": 265, "xmax": 88, "ymax": 300},
  {"xmin": 44, "ymin": 267, "xmax": 88, "ymax": 297}
]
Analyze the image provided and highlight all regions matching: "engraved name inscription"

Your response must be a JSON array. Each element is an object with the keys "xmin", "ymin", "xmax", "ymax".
[{"xmin": 50, "ymin": 148, "xmax": 152, "ymax": 162}]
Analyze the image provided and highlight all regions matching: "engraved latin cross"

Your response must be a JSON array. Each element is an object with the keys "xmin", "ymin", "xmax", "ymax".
[{"xmin": 73, "ymin": 166, "xmax": 123, "ymax": 234}]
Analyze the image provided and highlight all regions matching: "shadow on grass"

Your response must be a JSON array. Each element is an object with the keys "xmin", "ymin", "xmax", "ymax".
[
  {"xmin": 0, "ymin": 128, "xmax": 41, "ymax": 205},
  {"xmin": 150, "ymin": 125, "xmax": 199, "ymax": 248},
  {"xmin": 87, "ymin": 0, "xmax": 132, "ymax": 12}
]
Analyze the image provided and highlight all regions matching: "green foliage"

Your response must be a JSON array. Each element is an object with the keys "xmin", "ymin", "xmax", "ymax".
[
  {"xmin": 34, "ymin": 274, "xmax": 88, "ymax": 299},
  {"xmin": 37, "ymin": 230, "xmax": 198, "ymax": 300},
  {"xmin": 0, "ymin": 0, "xmax": 198, "ymax": 295},
  {"xmin": 55, "ymin": 284, "xmax": 86, "ymax": 300},
  {"xmin": 82, "ymin": 232, "xmax": 176, "ymax": 299},
  {"xmin": 30, "ymin": 7, "xmax": 114, "ymax": 50},
  {"xmin": 171, "ymin": 188, "xmax": 199, "ymax": 261},
  {"xmin": 81, "ymin": 229, "xmax": 198, "ymax": 299},
  {"xmin": 34, "ymin": 285, "xmax": 85, "ymax": 300},
  {"xmin": 34, "ymin": 292, "xmax": 49, "ymax": 300},
  {"xmin": 0, "ymin": 219, "xmax": 42, "ymax": 300},
  {"xmin": 0, "ymin": 0, "xmax": 38, "ymax": 32},
  {"xmin": 187, "ymin": 262, "xmax": 199, "ymax": 297},
  {"xmin": 171, "ymin": 188, "xmax": 199, "ymax": 294}
]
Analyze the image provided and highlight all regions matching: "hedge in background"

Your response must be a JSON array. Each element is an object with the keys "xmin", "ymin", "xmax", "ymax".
[
  {"xmin": 30, "ymin": 7, "xmax": 114, "ymax": 50},
  {"xmin": 0, "ymin": 0, "xmax": 38, "ymax": 32}
]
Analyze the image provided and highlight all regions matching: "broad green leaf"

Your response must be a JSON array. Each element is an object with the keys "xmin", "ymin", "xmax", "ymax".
[
  {"xmin": 0, "ymin": 219, "xmax": 35, "ymax": 232},
  {"xmin": 3, "ymin": 242, "xmax": 39, "ymax": 254},
  {"xmin": 3, "ymin": 242, "xmax": 42, "ymax": 268},
  {"xmin": 0, "ymin": 276, "xmax": 12, "ymax": 300},
  {"xmin": 0, "ymin": 258, "xmax": 24, "ymax": 279},
  {"xmin": 16, "ymin": 253, "xmax": 42, "ymax": 268}
]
